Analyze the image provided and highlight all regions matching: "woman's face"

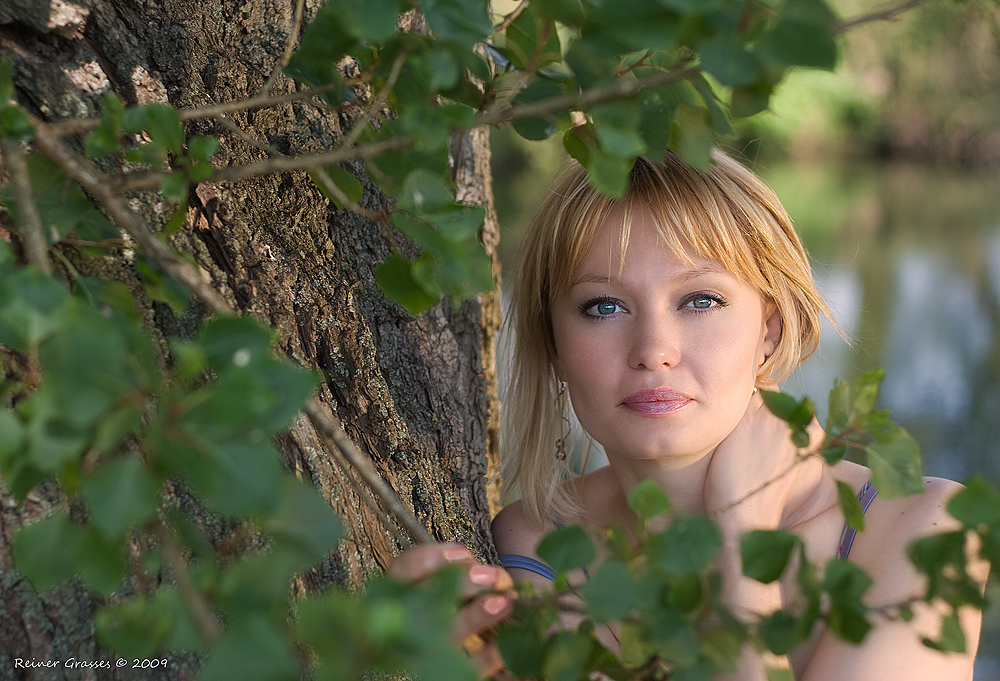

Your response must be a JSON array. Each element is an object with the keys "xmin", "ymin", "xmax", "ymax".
[{"xmin": 549, "ymin": 205, "xmax": 781, "ymax": 464}]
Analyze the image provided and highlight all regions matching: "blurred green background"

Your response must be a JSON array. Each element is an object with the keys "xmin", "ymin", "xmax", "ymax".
[{"xmin": 491, "ymin": 1, "xmax": 1000, "ymax": 676}]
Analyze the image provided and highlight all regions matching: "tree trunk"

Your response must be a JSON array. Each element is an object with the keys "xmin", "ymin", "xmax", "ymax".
[{"xmin": 0, "ymin": 0, "xmax": 501, "ymax": 677}]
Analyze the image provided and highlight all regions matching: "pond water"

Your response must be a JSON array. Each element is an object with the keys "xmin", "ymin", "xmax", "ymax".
[{"xmin": 494, "ymin": 153, "xmax": 1000, "ymax": 677}]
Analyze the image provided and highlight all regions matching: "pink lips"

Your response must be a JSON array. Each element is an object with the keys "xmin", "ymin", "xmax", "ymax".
[{"xmin": 621, "ymin": 389, "xmax": 692, "ymax": 415}]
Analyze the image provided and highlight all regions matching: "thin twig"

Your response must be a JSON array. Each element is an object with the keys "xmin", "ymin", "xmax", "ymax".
[
  {"xmin": 115, "ymin": 133, "xmax": 415, "ymax": 193},
  {"xmin": 46, "ymin": 82, "xmax": 348, "ymax": 137},
  {"xmin": 493, "ymin": 0, "xmax": 529, "ymax": 32},
  {"xmin": 478, "ymin": 66, "xmax": 699, "ymax": 127},
  {"xmin": 0, "ymin": 138, "xmax": 52, "ymax": 274},
  {"xmin": 311, "ymin": 166, "xmax": 386, "ymax": 222},
  {"xmin": 832, "ymin": 0, "xmax": 934, "ymax": 34},
  {"xmin": 258, "ymin": 0, "xmax": 306, "ymax": 97},
  {"xmin": 303, "ymin": 400, "xmax": 434, "ymax": 544},
  {"xmin": 156, "ymin": 520, "xmax": 222, "ymax": 644},
  {"xmin": 312, "ymin": 414, "xmax": 416, "ymax": 547},
  {"xmin": 710, "ymin": 453, "xmax": 814, "ymax": 519}
]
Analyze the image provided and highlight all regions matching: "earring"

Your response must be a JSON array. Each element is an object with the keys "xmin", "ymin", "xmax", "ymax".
[
  {"xmin": 555, "ymin": 381, "xmax": 570, "ymax": 461},
  {"xmin": 752, "ymin": 387, "xmax": 759, "ymax": 395}
]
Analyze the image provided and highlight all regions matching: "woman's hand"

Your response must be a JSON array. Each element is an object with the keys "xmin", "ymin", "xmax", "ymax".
[
  {"xmin": 388, "ymin": 543, "xmax": 514, "ymax": 679},
  {"xmin": 703, "ymin": 393, "xmax": 823, "ymax": 530}
]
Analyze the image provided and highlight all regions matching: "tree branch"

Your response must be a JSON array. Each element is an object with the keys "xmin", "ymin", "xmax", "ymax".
[
  {"xmin": 832, "ymin": 0, "xmax": 934, "ymax": 34},
  {"xmin": 115, "ymin": 133, "xmax": 415, "ymax": 193},
  {"xmin": 303, "ymin": 400, "xmax": 434, "ymax": 544},
  {"xmin": 0, "ymin": 138, "xmax": 52, "ymax": 274},
  {"xmin": 258, "ymin": 0, "xmax": 306, "ymax": 97},
  {"xmin": 477, "ymin": 67, "xmax": 699, "ymax": 127},
  {"xmin": 46, "ymin": 82, "xmax": 348, "ymax": 137},
  {"xmin": 156, "ymin": 520, "xmax": 222, "ymax": 645}
]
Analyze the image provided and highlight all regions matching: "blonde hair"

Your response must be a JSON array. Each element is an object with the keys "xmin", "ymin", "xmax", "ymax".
[{"xmin": 504, "ymin": 148, "xmax": 836, "ymax": 524}]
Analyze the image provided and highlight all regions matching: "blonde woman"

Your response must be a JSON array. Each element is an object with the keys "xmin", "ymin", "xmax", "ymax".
[{"xmin": 391, "ymin": 150, "xmax": 986, "ymax": 680}]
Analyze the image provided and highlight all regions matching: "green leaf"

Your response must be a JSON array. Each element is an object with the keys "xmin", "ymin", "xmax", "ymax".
[
  {"xmin": 497, "ymin": 621, "xmax": 546, "ymax": 677},
  {"xmin": 0, "ymin": 106, "xmax": 35, "ymax": 140},
  {"xmin": 124, "ymin": 103, "xmax": 184, "ymax": 154},
  {"xmin": 866, "ymin": 427, "xmax": 924, "ymax": 499},
  {"xmin": 265, "ymin": 477, "xmax": 345, "ymax": 570},
  {"xmin": 670, "ymin": 106, "xmax": 712, "ymax": 170},
  {"xmin": 699, "ymin": 35, "xmax": 760, "ymax": 87},
  {"xmin": 160, "ymin": 172, "xmax": 188, "ymax": 202},
  {"xmin": 740, "ymin": 529, "xmax": 799, "ymax": 583},
  {"xmin": 822, "ymin": 560, "xmax": 872, "ymax": 644},
  {"xmin": 591, "ymin": 100, "xmax": 646, "ymax": 158},
  {"xmin": 400, "ymin": 168, "xmax": 455, "ymax": 214},
  {"xmin": 826, "ymin": 377, "xmax": 852, "ymax": 432},
  {"xmin": 504, "ymin": 5, "xmax": 561, "ymax": 70},
  {"xmin": 187, "ymin": 135, "xmax": 219, "ymax": 163},
  {"xmin": 532, "ymin": 0, "xmax": 586, "ymax": 26},
  {"xmin": 0, "ymin": 154, "xmax": 94, "ymax": 244},
  {"xmin": 581, "ymin": 560, "xmax": 638, "ymax": 622},
  {"xmin": 512, "ymin": 79, "xmax": 563, "ymax": 142},
  {"xmin": 836, "ymin": 480, "xmax": 865, "ymax": 532},
  {"xmin": 285, "ymin": 2, "xmax": 353, "ymax": 93},
  {"xmin": 851, "ymin": 369, "xmax": 884, "ymax": 415},
  {"xmin": 336, "ymin": 0, "xmax": 404, "ymax": 41},
  {"xmin": 375, "ymin": 252, "xmax": 439, "ymax": 315},
  {"xmin": 199, "ymin": 617, "xmax": 299, "ymax": 681},
  {"xmin": 0, "ymin": 267, "xmax": 71, "ymax": 351},
  {"xmin": 536, "ymin": 524, "xmax": 595, "ymax": 574},
  {"xmin": 947, "ymin": 475, "xmax": 1000, "ymax": 529},
  {"xmin": 759, "ymin": 610, "xmax": 802, "ymax": 656},
  {"xmin": 922, "ymin": 611, "xmax": 966, "ymax": 653},
  {"xmin": 418, "ymin": 0, "xmax": 493, "ymax": 47},
  {"xmin": 647, "ymin": 515, "xmax": 722, "ymax": 575},
  {"xmin": 628, "ymin": 478, "xmax": 672, "ymax": 523},
  {"xmin": 11, "ymin": 512, "xmax": 81, "ymax": 591},
  {"xmin": 80, "ymin": 456, "xmax": 161, "ymax": 540},
  {"xmin": 85, "ymin": 92, "xmax": 125, "ymax": 157},
  {"xmin": 199, "ymin": 316, "xmax": 275, "ymax": 374},
  {"xmin": 542, "ymin": 631, "xmax": 593, "ymax": 681},
  {"xmin": 756, "ymin": 21, "xmax": 838, "ymax": 71},
  {"xmin": 311, "ymin": 164, "xmax": 364, "ymax": 209},
  {"xmin": 585, "ymin": 143, "xmax": 634, "ymax": 198},
  {"xmin": 760, "ymin": 389, "xmax": 799, "ymax": 422}
]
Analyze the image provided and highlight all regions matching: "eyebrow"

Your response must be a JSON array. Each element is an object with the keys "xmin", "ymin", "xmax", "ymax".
[{"xmin": 571, "ymin": 263, "xmax": 728, "ymax": 286}]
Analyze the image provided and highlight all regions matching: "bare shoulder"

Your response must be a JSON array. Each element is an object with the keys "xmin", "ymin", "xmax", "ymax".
[
  {"xmin": 491, "ymin": 466, "xmax": 622, "ymax": 556},
  {"xmin": 852, "ymin": 476, "xmax": 966, "ymax": 604},
  {"xmin": 491, "ymin": 499, "xmax": 549, "ymax": 557}
]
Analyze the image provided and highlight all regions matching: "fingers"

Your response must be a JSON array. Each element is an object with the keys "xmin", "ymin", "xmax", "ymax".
[
  {"xmin": 389, "ymin": 544, "xmax": 515, "ymax": 679},
  {"xmin": 387, "ymin": 542, "xmax": 476, "ymax": 582}
]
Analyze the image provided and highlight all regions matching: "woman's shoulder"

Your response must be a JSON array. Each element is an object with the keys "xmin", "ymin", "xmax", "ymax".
[
  {"xmin": 851, "ymin": 476, "xmax": 967, "ymax": 604},
  {"xmin": 492, "ymin": 466, "xmax": 621, "ymax": 555}
]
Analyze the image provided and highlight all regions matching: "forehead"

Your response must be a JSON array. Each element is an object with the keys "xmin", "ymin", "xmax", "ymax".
[{"xmin": 572, "ymin": 201, "xmax": 731, "ymax": 281}]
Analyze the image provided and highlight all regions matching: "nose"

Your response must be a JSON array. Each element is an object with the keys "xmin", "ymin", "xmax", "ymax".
[{"xmin": 627, "ymin": 313, "xmax": 681, "ymax": 370}]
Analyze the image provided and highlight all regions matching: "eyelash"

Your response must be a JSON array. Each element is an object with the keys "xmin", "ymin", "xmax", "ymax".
[{"xmin": 578, "ymin": 292, "xmax": 728, "ymax": 320}]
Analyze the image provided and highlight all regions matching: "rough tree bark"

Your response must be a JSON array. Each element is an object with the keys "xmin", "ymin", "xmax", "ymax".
[{"xmin": 0, "ymin": 0, "xmax": 502, "ymax": 677}]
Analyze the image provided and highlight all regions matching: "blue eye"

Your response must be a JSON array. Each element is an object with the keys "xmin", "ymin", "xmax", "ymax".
[
  {"xmin": 683, "ymin": 293, "xmax": 726, "ymax": 311},
  {"xmin": 580, "ymin": 297, "xmax": 625, "ymax": 318}
]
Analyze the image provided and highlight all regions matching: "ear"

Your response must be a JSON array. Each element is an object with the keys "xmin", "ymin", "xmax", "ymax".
[{"xmin": 761, "ymin": 301, "xmax": 782, "ymax": 360}]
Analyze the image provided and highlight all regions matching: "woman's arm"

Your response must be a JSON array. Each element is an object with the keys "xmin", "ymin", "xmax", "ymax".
[{"xmin": 800, "ymin": 478, "xmax": 987, "ymax": 681}]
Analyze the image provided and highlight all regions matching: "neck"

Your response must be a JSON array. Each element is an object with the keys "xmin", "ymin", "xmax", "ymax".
[{"xmin": 603, "ymin": 447, "xmax": 837, "ymax": 528}]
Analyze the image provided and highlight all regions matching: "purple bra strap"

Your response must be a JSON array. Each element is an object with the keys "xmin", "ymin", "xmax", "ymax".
[{"xmin": 836, "ymin": 481, "xmax": 878, "ymax": 560}]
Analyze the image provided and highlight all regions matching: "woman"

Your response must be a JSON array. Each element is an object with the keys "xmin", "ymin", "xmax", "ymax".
[{"xmin": 391, "ymin": 150, "xmax": 985, "ymax": 680}]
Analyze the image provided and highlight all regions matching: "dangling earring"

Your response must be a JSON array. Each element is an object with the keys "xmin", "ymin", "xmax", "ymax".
[{"xmin": 555, "ymin": 381, "xmax": 570, "ymax": 461}]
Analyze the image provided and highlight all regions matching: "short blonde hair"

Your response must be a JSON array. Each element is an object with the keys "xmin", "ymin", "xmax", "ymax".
[{"xmin": 504, "ymin": 148, "xmax": 835, "ymax": 524}]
